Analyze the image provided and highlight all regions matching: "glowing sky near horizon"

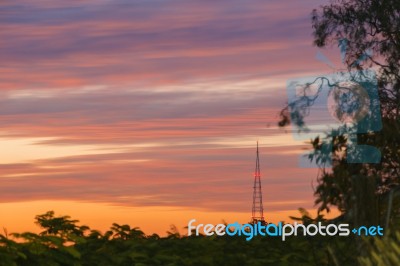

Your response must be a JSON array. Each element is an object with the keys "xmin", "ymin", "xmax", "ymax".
[{"xmin": 0, "ymin": 0, "xmax": 343, "ymax": 234}]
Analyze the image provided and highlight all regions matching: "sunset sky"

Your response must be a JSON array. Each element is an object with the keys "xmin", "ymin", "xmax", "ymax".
[{"xmin": 0, "ymin": 0, "xmax": 342, "ymax": 235}]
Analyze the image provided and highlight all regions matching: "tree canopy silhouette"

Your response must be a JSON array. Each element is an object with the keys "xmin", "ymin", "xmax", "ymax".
[{"xmin": 279, "ymin": 0, "xmax": 400, "ymax": 228}]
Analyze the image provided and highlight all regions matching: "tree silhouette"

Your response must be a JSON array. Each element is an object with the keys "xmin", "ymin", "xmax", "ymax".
[
  {"xmin": 280, "ymin": 0, "xmax": 400, "ymax": 229},
  {"xmin": 35, "ymin": 211, "xmax": 89, "ymax": 239}
]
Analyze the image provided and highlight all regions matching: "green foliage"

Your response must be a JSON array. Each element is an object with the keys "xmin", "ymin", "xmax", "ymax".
[
  {"xmin": 0, "ymin": 210, "xmax": 368, "ymax": 265},
  {"xmin": 358, "ymin": 232, "xmax": 400, "ymax": 266},
  {"xmin": 6, "ymin": 209, "xmax": 397, "ymax": 265}
]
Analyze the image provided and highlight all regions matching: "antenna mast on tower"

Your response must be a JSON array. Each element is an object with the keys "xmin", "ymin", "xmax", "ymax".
[{"xmin": 251, "ymin": 141, "xmax": 265, "ymax": 223}]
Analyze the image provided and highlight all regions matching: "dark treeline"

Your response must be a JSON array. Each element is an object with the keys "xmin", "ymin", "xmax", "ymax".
[{"xmin": 0, "ymin": 210, "xmax": 399, "ymax": 265}]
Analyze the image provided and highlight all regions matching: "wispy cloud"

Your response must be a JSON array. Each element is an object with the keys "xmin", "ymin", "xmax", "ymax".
[{"xmin": 0, "ymin": 0, "xmax": 331, "ymax": 216}]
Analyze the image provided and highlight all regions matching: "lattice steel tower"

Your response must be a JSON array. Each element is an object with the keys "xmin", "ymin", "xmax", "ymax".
[{"xmin": 251, "ymin": 141, "xmax": 265, "ymax": 223}]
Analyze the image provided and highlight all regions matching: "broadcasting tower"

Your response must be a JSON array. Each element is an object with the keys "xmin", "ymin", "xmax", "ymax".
[{"xmin": 251, "ymin": 141, "xmax": 265, "ymax": 223}]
